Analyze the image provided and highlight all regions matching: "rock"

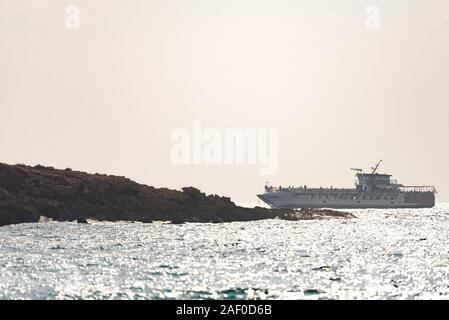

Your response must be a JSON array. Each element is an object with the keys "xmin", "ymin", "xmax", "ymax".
[
  {"xmin": 182, "ymin": 187, "xmax": 207, "ymax": 200},
  {"xmin": 0, "ymin": 163, "xmax": 354, "ymax": 227}
]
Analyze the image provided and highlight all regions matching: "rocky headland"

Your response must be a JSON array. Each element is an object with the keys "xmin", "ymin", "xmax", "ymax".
[{"xmin": 0, "ymin": 163, "xmax": 355, "ymax": 226}]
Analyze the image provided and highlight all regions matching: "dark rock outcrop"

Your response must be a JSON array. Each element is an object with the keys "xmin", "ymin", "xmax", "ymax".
[{"xmin": 0, "ymin": 163, "xmax": 355, "ymax": 227}]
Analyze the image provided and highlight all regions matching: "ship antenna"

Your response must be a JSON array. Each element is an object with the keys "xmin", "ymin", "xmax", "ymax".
[{"xmin": 371, "ymin": 159, "xmax": 382, "ymax": 174}]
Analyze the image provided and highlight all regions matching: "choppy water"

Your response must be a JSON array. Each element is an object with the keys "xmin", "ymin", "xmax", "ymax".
[{"xmin": 1, "ymin": 204, "xmax": 449, "ymax": 300}]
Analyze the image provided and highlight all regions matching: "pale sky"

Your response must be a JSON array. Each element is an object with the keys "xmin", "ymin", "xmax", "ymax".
[{"xmin": 1, "ymin": 0, "xmax": 448, "ymax": 204}]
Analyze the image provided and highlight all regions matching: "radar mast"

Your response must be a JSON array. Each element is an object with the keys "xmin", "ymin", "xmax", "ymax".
[{"xmin": 371, "ymin": 159, "xmax": 382, "ymax": 174}]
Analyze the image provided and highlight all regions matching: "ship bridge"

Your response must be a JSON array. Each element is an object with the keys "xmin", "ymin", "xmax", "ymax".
[
  {"xmin": 353, "ymin": 160, "xmax": 435, "ymax": 194},
  {"xmin": 352, "ymin": 160, "xmax": 398, "ymax": 193},
  {"xmin": 355, "ymin": 173, "xmax": 398, "ymax": 193}
]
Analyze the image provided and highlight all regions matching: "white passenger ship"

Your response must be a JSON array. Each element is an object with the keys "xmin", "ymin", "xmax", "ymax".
[{"xmin": 258, "ymin": 161, "xmax": 436, "ymax": 209}]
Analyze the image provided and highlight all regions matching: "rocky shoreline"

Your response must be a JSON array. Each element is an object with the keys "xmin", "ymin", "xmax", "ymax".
[{"xmin": 0, "ymin": 163, "xmax": 355, "ymax": 227}]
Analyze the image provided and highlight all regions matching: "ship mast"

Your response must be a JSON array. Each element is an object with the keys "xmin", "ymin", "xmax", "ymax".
[{"xmin": 371, "ymin": 159, "xmax": 382, "ymax": 174}]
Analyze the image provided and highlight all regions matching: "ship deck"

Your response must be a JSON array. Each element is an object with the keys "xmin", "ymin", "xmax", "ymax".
[{"xmin": 269, "ymin": 186, "xmax": 435, "ymax": 193}]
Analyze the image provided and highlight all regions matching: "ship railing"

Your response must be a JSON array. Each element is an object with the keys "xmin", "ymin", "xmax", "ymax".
[
  {"xmin": 266, "ymin": 186, "xmax": 353, "ymax": 193},
  {"xmin": 266, "ymin": 185, "xmax": 436, "ymax": 193},
  {"xmin": 266, "ymin": 186, "xmax": 283, "ymax": 192},
  {"xmin": 399, "ymin": 185, "xmax": 435, "ymax": 193}
]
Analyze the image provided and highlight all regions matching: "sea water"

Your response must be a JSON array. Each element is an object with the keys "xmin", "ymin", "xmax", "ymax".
[{"xmin": 0, "ymin": 204, "xmax": 448, "ymax": 300}]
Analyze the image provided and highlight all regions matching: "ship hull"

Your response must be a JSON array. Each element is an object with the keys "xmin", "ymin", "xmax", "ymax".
[{"xmin": 257, "ymin": 190, "xmax": 435, "ymax": 209}]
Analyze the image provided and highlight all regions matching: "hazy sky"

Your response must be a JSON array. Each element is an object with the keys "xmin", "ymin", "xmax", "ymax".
[{"xmin": 1, "ymin": 0, "xmax": 448, "ymax": 204}]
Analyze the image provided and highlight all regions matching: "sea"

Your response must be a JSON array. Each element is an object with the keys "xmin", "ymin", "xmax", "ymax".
[{"xmin": 1, "ymin": 204, "xmax": 448, "ymax": 300}]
